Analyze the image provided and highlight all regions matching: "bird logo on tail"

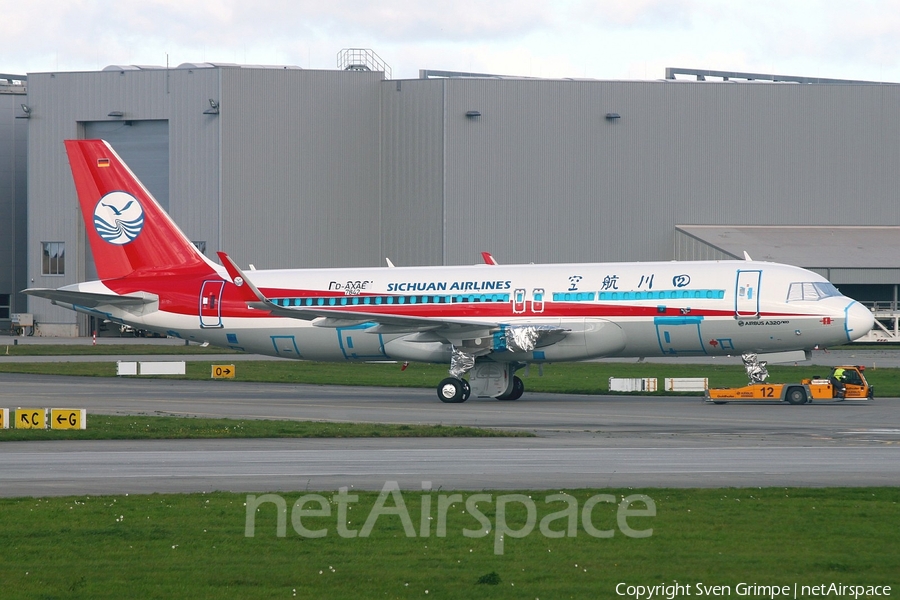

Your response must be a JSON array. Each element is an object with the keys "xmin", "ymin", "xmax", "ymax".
[{"xmin": 93, "ymin": 192, "xmax": 144, "ymax": 245}]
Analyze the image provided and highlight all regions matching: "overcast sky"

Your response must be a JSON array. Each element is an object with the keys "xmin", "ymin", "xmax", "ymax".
[{"xmin": 4, "ymin": 1, "xmax": 899, "ymax": 82}]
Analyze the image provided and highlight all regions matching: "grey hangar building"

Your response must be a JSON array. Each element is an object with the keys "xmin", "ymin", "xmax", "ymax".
[{"xmin": 2, "ymin": 56, "xmax": 899, "ymax": 340}]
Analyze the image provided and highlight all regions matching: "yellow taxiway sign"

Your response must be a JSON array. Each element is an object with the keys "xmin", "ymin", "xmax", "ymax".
[
  {"xmin": 211, "ymin": 364, "xmax": 236, "ymax": 379},
  {"xmin": 50, "ymin": 409, "xmax": 87, "ymax": 430},
  {"xmin": 16, "ymin": 408, "xmax": 47, "ymax": 429}
]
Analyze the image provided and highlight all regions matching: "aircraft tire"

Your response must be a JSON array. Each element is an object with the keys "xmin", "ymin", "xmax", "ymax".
[
  {"xmin": 786, "ymin": 387, "xmax": 808, "ymax": 405},
  {"xmin": 437, "ymin": 378, "xmax": 468, "ymax": 403},
  {"xmin": 497, "ymin": 376, "xmax": 525, "ymax": 401}
]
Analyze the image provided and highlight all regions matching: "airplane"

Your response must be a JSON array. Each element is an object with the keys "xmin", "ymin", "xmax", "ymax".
[{"xmin": 26, "ymin": 140, "xmax": 875, "ymax": 403}]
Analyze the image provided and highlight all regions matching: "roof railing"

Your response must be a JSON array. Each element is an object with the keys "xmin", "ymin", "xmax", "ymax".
[{"xmin": 337, "ymin": 49, "xmax": 391, "ymax": 79}]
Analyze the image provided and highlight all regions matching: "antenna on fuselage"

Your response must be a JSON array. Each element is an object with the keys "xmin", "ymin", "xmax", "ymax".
[{"xmin": 743, "ymin": 251, "xmax": 753, "ymax": 261}]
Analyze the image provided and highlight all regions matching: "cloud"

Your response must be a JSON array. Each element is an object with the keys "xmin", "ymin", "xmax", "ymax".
[
  {"xmin": 819, "ymin": 4, "xmax": 900, "ymax": 72},
  {"xmin": 1, "ymin": 0, "xmax": 898, "ymax": 81},
  {"xmin": 572, "ymin": 0, "xmax": 696, "ymax": 28},
  {"xmin": 107, "ymin": 1, "xmax": 560, "ymax": 44}
]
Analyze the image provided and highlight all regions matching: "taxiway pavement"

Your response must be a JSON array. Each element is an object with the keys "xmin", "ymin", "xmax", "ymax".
[{"xmin": 1, "ymin": 373, "xmax": 898, "ymax": 497}]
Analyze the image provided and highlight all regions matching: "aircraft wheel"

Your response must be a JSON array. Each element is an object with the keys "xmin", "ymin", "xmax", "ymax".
[
  {"xmin": 786, "ymin": 387, "xmax": 808, "ymax": 405},
  {"xmin": 437, "ymin": 378, "xmax": 468, "ymax": 403},
  {"xmin": 497, "ymin": 376, "xmax": 525, "ymax": 401}
]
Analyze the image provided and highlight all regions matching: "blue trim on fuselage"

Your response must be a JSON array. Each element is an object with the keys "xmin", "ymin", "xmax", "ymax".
[
  {"xmin": 653, "ymin": 315, "xmax": 707, "ymax": 355},
  {"xmin": 653, "ymin": 316, "xmax": 704, "ymax": 325},
  {"xmin": 335, "ymin": 322, "xmax": 388, "ymax": 360},
  {"xmin": 271, "ymin": 293, "xmax": 511, "ymax": 307},
  {"xmin": 843, "ymin": 301, "xmax": 857, "ymax": 342}
]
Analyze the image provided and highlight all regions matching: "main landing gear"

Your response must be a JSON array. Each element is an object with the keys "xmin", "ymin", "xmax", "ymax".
[
  {"xmin": 437, "ymin": 377, "xmax": 471, "ymax": 403},
  {"xmin": 435, "ymin": 375, "xmax": 524, "ymax": 403},
  {"xmin": 436, "ymin": 347, "xmax": 526, "ymax": 403},
  {"xmin": 496, "ymin": 375, "xmax": 524, "ymax": 401}
]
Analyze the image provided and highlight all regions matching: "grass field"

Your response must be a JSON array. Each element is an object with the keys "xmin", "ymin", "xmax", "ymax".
[
  {"xmin": 0, "ymin": 414, "xmax": 529, "ymax": 441},
  {"xmin": 2, "ymin": 357, "xmax": 899, "ymax": 396},
  {"xmin": 2, "ymin": 342, "xmax": 896, "ymax": 394},
  {"xmin": 0, "ymin": 487, "xmax": 896, "ymax": 599},
  {"xmin": 0, "ymin": 342, "xmax": 237, "ymax": 356},
  {"xmin": 1, "ymin": 346, "xmax": 896, "ymax": 598}
]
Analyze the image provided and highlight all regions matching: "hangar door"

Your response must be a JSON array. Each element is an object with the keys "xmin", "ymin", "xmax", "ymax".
[
  {"xmin": 83, "ymin": 121, "xmax": 169, "ymax": 209},
  {"xmin": 81, "ymin": 121, "xmax": 169, "ymax": 281}
]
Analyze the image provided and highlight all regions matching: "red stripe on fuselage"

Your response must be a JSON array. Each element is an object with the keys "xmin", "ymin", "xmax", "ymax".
[{"xmin": 101, "ymin": 275, "xmax": 817, "ymax": 321}]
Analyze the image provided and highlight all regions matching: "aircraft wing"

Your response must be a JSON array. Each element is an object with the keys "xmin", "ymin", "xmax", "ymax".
[
  {"xmin": 217, "ymin": 252, "xmax": 567, "ymax": 343},
  {"xmin": 24, "ymin": 288, "xmax": 158, "ymax": 308},
  {"xmin": 217, "ymin": 252, "xmax": 502, "ymax": 334},
  {"xmin": 255, "ymin": 302, "xmax": 506, "ymax": 335}
]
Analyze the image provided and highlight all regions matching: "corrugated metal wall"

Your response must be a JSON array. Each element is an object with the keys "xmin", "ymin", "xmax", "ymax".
[
  {"xmin": 0, "ymin": 87, "xmax": 28, "ymax": 318},
  {"xmin": 380, "ymin": 80, "xmax": 445, "ymax": 266},
  {"xmin": 673, "ymin": 230, "xmax": 736, "ymax": 262},
  {"xmin": 436, "ymin": 79, "xmax": 900, "ymax": 265},
  {"xmin": 219, "ymin": 68, "xmax": 383, "ymax": 269},
  {"xmin": 25, "ymin": 67, "xmax": 221, "ymax": 325},
  {"xmin": 23, "ymin": 67, "xmax": 900, "ymax": 329},
  {"xmin": 442, "ymin": 79, "xmax": 642, "ymax": 265},
  {"xmin": 827, "ymin": 268, "xmax": 900, "ymax": 285},
  {"xmin": 164, "ymin": 67, "xmax": 221, "ymax": 256}
]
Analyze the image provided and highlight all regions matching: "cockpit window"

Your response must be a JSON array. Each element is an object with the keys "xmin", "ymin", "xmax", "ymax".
[{"xmin": 786, "ymin": 282, "xmax": 841, "ymax": 302}]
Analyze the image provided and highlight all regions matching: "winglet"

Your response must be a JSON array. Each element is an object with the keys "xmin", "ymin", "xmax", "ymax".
[
  {"xmin": 481, "ymin": 251, "xmax": 499, "ymax": 265},
  {"xmin": 217, "ymin": 252, "xmax": 267, "ymax": 304}
]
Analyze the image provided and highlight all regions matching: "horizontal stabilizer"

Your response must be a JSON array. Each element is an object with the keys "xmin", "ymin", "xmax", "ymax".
[{"xmin": 24, "ymin": 288, "xmax": 158, "ymax": 308}]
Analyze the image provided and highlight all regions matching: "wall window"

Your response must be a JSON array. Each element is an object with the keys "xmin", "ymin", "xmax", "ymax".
[
  {"xmin": 41, "ymin": 242, "xmax": 65, "ymax": 276},
  {"xmin": 0, "ymin": 294, "xmax": 9, "ymax": 319},
  {"xmin": 192, "ymin": 241, "xmax": 207, "ymax": 255}
]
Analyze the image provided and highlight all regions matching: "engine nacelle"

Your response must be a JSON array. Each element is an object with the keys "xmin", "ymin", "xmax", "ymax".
[
  {"xmin": 501, "ymin": 318, "xmax": 626, "ymax": 362},
  {"xmin": 384, "ymin": 318, "xmax": 625, "ymax": 364},
  {"xmin": 383, "ymin": 337, "xmax": 452, "ymax": 364}
]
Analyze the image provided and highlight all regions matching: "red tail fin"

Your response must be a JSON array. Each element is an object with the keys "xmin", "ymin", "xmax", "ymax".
[{"xmin": 65, "ymin": 139, "xmax": 214, "ymax": 280}]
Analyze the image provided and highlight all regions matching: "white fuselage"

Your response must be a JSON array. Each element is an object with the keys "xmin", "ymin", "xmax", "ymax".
[{"xmin": 61, "ymin": 259, "xmax": 874, "ymax": 364}]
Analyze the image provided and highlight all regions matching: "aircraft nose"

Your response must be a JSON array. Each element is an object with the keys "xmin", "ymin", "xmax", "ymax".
[{"xmin": 844, "ymin": 301, "xmax": 875, "ymax": 341}]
